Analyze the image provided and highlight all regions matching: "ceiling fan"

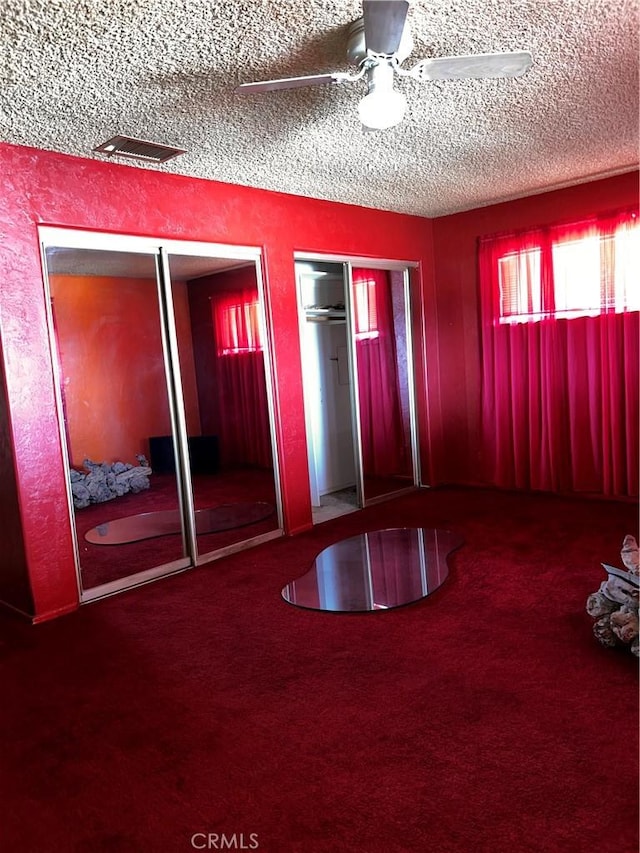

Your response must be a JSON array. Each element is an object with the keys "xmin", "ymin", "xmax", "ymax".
[{"xmin": 235, "ymin": 0, "xmax": 532, "ymax": 130}]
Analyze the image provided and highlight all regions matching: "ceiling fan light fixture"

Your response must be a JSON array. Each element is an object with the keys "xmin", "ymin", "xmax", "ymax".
[
  {"xmin": 358, "ymin": 87, "xmax": 406, "ymax": 129},
  {"xmin": 358, "ymin": 61, "xmax": 406, "ymax": 130}
]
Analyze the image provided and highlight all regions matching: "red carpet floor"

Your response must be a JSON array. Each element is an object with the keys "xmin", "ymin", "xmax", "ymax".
[{"xmin": 0, "ymin": 486, "xmax": 637, "ymax": 852}]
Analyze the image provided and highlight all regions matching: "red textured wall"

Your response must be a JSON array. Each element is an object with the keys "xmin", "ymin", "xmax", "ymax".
[
  {"xmin": 0, "ymin": 142, "xmax": 436, "ymax": 622},
  {"xmin": 0, "ymin": 337, "xmax": 35, "ymax": 616},
  {"xmin": 430, "ymin": 172, "xmax": 640, "ymax": 485}
]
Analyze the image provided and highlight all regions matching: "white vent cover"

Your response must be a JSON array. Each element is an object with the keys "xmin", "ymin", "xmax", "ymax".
[{"xmin": 93, "ymin": 135, "xmax": 186, "ymax": 163}]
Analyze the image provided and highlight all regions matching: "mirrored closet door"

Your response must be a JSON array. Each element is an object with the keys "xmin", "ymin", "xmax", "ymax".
[
  {"xmin": 41, "ymin": 230, "xmax": 282, "ymax": 601},
  {"xmin": 166, "ymin": 251, "xmax": 281, "ymax": 561},
  {"xmin": 348, "ymin": 265, "xmax": 417, "ymax": 504},
  {"xmin": 296, "ymin": 257, "xmax": 419, "ymax": 524}
]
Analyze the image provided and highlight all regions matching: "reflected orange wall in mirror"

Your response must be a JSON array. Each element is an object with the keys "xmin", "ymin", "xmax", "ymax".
[{"xmin": 49, "ymin": 274, "xmax": 200, "ymax": 467}]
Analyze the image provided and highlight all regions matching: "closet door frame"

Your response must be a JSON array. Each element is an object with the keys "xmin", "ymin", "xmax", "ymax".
[
  {"xmin": 294, "ymin": 251, "xmax": 422, "ymax": 509},
  {"xmin": 39, "ymin": 226, "xmax": 283, "ymax": 603}
]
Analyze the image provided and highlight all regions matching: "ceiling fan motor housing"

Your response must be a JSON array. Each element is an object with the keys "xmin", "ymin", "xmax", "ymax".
[{"xmin": 346, "ymin": 17, "xmax": 414, "ymax": 66}]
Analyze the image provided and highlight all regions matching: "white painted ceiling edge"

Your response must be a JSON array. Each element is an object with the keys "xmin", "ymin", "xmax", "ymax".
[{"xmin": 1, "ymin": 0, "xmax": 638, "ymax": 217}]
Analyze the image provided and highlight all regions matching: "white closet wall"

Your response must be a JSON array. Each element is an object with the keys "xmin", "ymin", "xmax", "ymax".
[{"xmin": 299, "ymin": 272, "xmax": 356, "ymax": 505}]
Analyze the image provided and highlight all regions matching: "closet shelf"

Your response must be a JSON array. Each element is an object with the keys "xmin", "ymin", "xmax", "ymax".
[{"xmin": 304, "ymin": 305, "xmax": 346, "ymax": 323}]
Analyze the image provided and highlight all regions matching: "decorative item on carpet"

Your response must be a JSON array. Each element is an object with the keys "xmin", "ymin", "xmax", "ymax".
[
  {"xmin": 70, "ymin": 455, "xmax": 152, "ymax": 509},
  {"xmin": 586, "ymin": 535, "xmax": 639, "ymax": 657}
]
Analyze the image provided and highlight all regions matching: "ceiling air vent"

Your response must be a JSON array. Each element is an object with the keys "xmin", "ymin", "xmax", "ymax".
[{"xmin": 93, "ymin": 135, "xmax": 186, "ymax": 164}]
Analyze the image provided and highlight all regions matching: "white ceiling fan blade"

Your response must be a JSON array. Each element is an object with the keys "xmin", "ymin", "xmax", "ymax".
[
  {"xmin": 411, "ymin": 51, "xmax": 532, "ymax": 82},
  {"xmin": 363, "ymin": 0, "xmax": 410, "ymax": 55},
  {"xmin": 236, "ymin": 72, "xmax": 351, "ymax": 94}
]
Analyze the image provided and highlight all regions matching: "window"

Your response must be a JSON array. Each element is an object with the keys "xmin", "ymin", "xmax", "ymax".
[
  {"xmin": 498, "ymin": 248, "xmax": 542, "ymax": 320},
  {"xmin": 213, "ymin": 291, "xmax": 263, "ymax": 355},
  {"xmin": 352, "ymin": 275, "xmax": 379, "ymax": 339},
  {"xmin": 497, "ymin": 212, "xmax": 639, "ymax": 324}
]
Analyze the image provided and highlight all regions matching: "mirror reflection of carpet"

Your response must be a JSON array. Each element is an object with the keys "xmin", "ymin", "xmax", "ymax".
[{"xmin": 86, "ymin": 502, "xmax": 275, "ymax": 545}]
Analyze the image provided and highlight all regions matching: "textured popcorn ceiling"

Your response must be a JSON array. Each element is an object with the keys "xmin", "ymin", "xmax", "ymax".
[{"xmin": 1, "ymin": 0, "xmax": 638, "ymax": 217}]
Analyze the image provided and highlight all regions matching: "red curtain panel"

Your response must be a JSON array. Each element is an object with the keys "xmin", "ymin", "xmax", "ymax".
[
  {"xmin": 352, "ymin": 268, "xmax": 407, "ymax": 477},
  {"xmin": 479, "ymin": 208, "xmax": 639, "ymax": 497},
  {"xmin": 211, "ymin": 289, "xmax": 272, "ymax": 468}
]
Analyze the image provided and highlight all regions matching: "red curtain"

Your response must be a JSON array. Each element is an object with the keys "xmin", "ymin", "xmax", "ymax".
[
  {"xmin": 211, "ymin": 289, "xmax": 272, "ymax": 468},
  {"xmin": 352, "ymin": 268, "xmax": 406, "ymax": 477},
  {"xmin": 479, "ymin": 210, "xmax": 639, "ymax": 497}
]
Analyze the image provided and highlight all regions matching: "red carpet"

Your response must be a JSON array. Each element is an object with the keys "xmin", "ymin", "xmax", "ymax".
[{"xmin": 0, "ymin": 486, "xmax": 637, "ymax": 852}]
